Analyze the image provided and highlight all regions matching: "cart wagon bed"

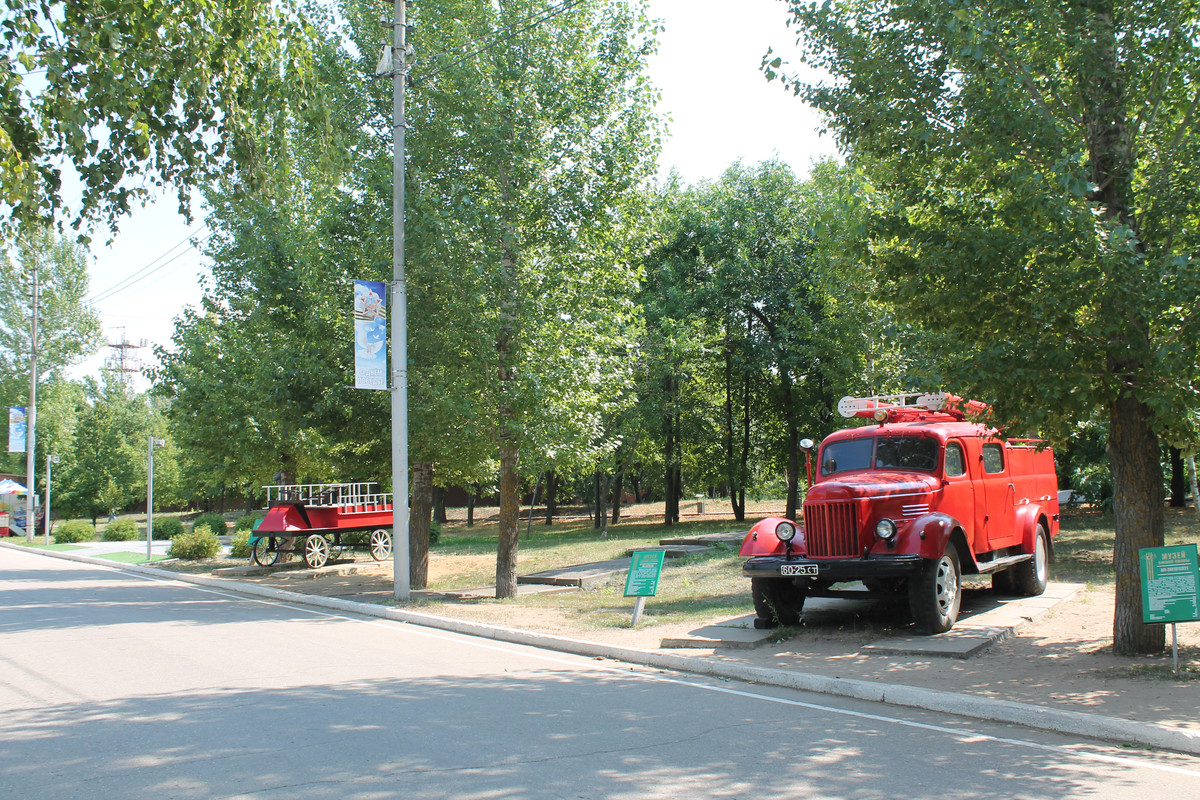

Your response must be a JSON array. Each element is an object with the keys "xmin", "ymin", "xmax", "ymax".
[{"xmin": 249, "ymin": 482, "xmax": 395, "ymax": 568}]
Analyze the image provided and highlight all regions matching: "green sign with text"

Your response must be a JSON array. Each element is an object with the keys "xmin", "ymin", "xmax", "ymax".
[
  {"xmin": 624, "ymin": 550, "xmax": 666, "ymax": 597},
  {"xmin": 1140, "ymin": 545, "xmax": 1200, "ymax": 624}
]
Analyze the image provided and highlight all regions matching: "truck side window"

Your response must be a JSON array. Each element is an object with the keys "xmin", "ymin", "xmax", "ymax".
[
  {"xmin": 945, "ymin": 442, "xmax": 965, "ymax": 477},
  {"xmin": 982, "ymin": 442, "xmax": 1005, "ymax": 474}
]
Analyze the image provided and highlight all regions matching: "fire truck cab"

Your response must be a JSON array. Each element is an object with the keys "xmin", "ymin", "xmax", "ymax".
[{"xmin": 740, "ymin": 393, "xmax": 1060, "ymax": 633}]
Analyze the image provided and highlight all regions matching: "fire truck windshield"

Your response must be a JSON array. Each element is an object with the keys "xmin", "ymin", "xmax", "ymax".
[{"xmin": 820, "ymin": 435, "xmax": 939, "ymax": 476}]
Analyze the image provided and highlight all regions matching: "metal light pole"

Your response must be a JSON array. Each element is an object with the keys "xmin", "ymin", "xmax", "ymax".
[
  {"xmin": 24, "ymin": 265, "xmax": 38, "ymax": 543},
  {"xmin": 391, "ymin": 0, "xmax": 411, "ymax": 601},
  {"xmin": 147, "ymin": 437, "xmax": 165, "ymax": 561},
  {"xmin": 44, "ymin": 454, "xmax": 58, "ymax": 545}
]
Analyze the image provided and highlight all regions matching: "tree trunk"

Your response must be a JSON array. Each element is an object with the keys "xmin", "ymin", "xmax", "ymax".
[
  {"xmin": 781, "ymin": 370, "xmax": 800, "ymax": 521},
  {"xmin": 1078, "ymin": 0, "xmax": 1163, "ymax": 655},
  {"xmin": 738, "ymin": 370, "xmax": 750, "ymax": 521},
  {"xmin": 495, "ymin": 440, "xmax": 521, "ymax": 598},
  {"xmin": 1169, "ymin": 447, "xmax": 1185, "ymax": 507},
  {"xmin": 434, "ymin": 486, "xmax": 448, "ymax": 522},
  {"xmin": 467, "ymin": 484, "xmax": 477, "ymax": 528},
  {"xmin": 723, "ymin": 339, "xmax": 743, "ymax": 519},
  {"xmin": 409, "ymin": 461, "xmax": 433, "ymax": 589},
  {"xmin": 610, "ymin": 470, "xmax": 624, "ymax": 524},
  {"xmin": 494, "ymin": 231, "xmax": 521, "ymax": 599},
  {"xmin": 593, "ymin": 470, "xmax": 605, "ymax": 529},
  {"xmin": 663, "ymin": 376, "xmax": 679, "ymax": 525},
  {"xmin": 544, "ymin": 470, "xmax": 557, "ymax": 525},
  {"xmin": 1109, "ymin": 395, "xmax": 1165, "ymax": 654}
]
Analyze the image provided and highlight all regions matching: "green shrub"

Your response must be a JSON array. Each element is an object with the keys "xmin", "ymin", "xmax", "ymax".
[
  {"xmin": 191, "ymin": 512, "xmax": 229, "ymax": 536},
  {"xmin": 429, "ymin": 519, "xmax": 441, "ymax": 546},
  {"xmin": 234, "ymin": 514, "xmax": 262, "ymax": 532},
  {"xmin": 153, "ymin": 516, "xmax": 185, "ymax": 539},
  {"xmin": 102, "ymin": 519, "xmax": 139, "ymax": 541},
  {"xmin": 54, "ymin": 520, "xmax": 95, "ymax": 544},
  {"xmin": 230, "ymin": 529, "xmax": 252, "ymax": 559},
  {"xmin": 168, "ymin": 524, "xmax": 220, "ymax": 560}
]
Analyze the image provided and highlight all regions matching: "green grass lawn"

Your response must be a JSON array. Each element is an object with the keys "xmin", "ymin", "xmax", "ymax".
[
  {"xmin": 1053, "ymin": 506, "xmax": 1200, "ymax": 586},
  {"xmin": 93, "ymin": 551, "xmax": 172, "ymax": 564},
  {"xmin": 11, "ymin": 541, "xmax": 86, "ymax": 551}
]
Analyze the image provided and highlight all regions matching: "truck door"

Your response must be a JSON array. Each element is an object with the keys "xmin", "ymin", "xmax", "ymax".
[
  {"xmin": 940, "ymin": 440, "xmax": 979, "ymax": 549},
  {"xmin": 980, "ymin": 441, "xmax": 1017, "ymax": 549}
]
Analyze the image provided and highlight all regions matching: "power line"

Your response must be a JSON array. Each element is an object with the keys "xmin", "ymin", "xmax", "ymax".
[{"xmin": 86, "ymin": 225, "xmax": 211, "ymax": 305}]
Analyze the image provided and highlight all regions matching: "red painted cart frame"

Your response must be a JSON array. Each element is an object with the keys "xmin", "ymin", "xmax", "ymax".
[{"xmin": 248, "ymin": 482, "xmax": 394, "ymax": 569}]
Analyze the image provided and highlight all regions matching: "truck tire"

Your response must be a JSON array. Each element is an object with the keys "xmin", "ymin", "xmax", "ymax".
[
  {"xmin": 1010, "ymin": 525, "xmax": 1049, "ymax": 596},
  {"xmin": 909, "ymin": 547, "xmax": 962, "ymax": 634},
  {"xmin": 751, "ymin": 577, "xmax": 804, "ymax": 628}
]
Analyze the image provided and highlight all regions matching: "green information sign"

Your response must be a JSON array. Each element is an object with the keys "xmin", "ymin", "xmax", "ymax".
[
  {"xmin": 1140, "ymin": 544, "xmax": 1200, "ymax": 624},
  {"xmin": 624, "ymin": 550, "xmax": 666, "ymax": 597}
]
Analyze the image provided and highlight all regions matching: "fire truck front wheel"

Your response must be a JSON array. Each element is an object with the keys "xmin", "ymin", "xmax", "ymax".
[
  {"xmin": 909, "ymin": 548, "xmax": 962, "ymax": 634},
  {"xmin": 751, "ymin": 577, "xmax": 805, "ymax": 628}
]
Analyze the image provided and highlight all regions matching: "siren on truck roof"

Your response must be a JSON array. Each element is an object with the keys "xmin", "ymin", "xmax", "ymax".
[{"xmin": 837, "ymin": 392, "xmax": 991, "ymax": 424}]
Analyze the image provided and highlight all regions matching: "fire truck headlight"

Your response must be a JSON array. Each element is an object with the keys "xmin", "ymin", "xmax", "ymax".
[
  {"xmin": 775, "ymin": 521, "xmax": 796, "ymax": 543},
  {"xmin": 875, "ymin": 519, "xmax": 897, "ymax": 540}
]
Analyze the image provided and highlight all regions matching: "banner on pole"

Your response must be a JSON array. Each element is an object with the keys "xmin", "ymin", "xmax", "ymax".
[
  {"xmin": 8, "ymin": 407, "xmax": 26, "ymax": 453},
  {"xmin": 354, "ymin": 281, "xmax": 389, "ymax": 390}
]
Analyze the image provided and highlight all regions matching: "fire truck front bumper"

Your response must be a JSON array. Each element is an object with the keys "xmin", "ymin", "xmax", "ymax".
[{"xmin": 742, "ymin": 554, "xmax": 925, "ymax": 581}]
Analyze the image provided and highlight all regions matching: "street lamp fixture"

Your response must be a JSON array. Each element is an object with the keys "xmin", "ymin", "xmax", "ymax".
[
  {"xmin": 147, "ymin": 437, "xmax": 165, "ymax": 561},
  {"xmin": 44, "ymin": 454, "xmax": 59, "ymax": 545}
]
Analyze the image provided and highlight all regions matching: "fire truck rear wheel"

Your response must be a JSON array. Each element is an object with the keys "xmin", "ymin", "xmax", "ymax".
[
  {"xmin": 1010, "ymin": 525, "xmax": 1049, "ymax": 596},
  {"xmin": 751, "ymin": 577, "xmax": 804, "ymax": 628},
  {"xmin": 909, "ymin": 547, "xmax": 962, "ymax": 634}
]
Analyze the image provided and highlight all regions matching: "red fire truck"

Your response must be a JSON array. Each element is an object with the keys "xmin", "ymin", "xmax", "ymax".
[{"xmin": 740, "ymin": 393, "xmax": 1060, "ymax": 633}]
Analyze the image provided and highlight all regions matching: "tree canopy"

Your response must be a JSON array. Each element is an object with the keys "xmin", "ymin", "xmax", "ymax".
[
  {"xmin": 775, "ymin": 0, "xmax": 1200, "ymax": 653},
  {"xmin": 1, "ymin": 0, "xmax": 323, "ymax": 234}
]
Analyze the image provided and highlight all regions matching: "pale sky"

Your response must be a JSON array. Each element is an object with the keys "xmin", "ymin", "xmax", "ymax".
[{"xmin": 74, "ymin": 0, "xmax": 837, "ymax": 386}]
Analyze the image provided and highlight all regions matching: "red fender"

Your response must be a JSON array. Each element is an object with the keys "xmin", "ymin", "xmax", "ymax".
[{"xmin": 739, "ymin": 517, "xmax": 803, "ymax": 557}]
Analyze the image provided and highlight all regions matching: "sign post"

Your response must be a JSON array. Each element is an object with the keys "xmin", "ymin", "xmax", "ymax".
[
  {"xmin": 1140, "ymin": 544, "xmax": 1200, "ymax": 675},
  {"xmin": 623, "ymin": 550, "xmax": 666, "ymax": 626}
]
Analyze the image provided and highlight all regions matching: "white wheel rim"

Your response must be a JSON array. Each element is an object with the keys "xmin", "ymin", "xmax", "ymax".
[
  {"xmin": 371, "ymin": 530, "xmax": 392, "ymax": 560},
  {"xmin": 935, "ymin": 555, "xmax": 959, "ymax": 618},
  {"xmin": 307, "ymin": 536, "xmax": 329, "ymax": 566},
  {"xmin": 1035, "ymin": 535, "xmax": 1048, "ymax": 584}
]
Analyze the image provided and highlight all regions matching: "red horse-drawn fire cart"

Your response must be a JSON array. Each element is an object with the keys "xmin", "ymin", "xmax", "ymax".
[{"xmin": 248, "ymin": 482, "xmax": 394, "ymax": 569}]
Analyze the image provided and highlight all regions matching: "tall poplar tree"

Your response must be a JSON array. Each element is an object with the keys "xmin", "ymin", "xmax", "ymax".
[
  {"xmin": 410, "ymin": 0, "xmax": 661, "ymax": 597},
  {"xmin": 777, "ymin": 0, "xmax": 1200, "ymax": 653}
]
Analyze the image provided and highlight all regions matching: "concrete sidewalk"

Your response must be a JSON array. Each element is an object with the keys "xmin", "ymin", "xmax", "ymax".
[{"xmin": 5, "ymin": 538, "xmax": 1200, "ymax": 757}]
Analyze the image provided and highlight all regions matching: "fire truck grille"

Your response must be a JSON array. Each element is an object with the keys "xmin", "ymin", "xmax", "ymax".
[{"xmin": 803, "ymin": 502, "xmax": 860, "ymax": 558}]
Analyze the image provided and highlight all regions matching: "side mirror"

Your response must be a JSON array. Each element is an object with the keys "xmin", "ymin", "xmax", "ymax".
[{"xmin": 800, "ymin": 438, "xmax": 815, "ymax": 451}]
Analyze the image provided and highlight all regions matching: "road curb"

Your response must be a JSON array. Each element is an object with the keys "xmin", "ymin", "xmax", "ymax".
[{"xmin": 7, "ymin": 540, "xmax": 1200, "ymax": 756}]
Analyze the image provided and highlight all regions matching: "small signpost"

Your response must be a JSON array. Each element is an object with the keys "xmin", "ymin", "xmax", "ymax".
[
  {"xmin": 1140, "ymin": 544, "xmax": 1200, "ymax": 676},
  {"xmin": 624, "ymin": 549, "xmax": 666, "ymax": 626}
]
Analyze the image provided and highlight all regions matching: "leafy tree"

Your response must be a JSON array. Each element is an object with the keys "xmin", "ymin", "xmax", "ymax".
[
  {"xmin": 403, "ymin": 0, "xmax": 661, "ymax": 597},
  {"xmin": 0, "ymin": 226, "xmax": 102, "ymax": 479},
  {"xmin": 642, "ymin": 161, "xmax": 870, "ymax": 522},
  {"xmin": 776, "ymin": 0, "xmax": 1200, "ymax": 653},
  {"xmin": 0, "ymin": 0, "xmax": 324, "ymax": 233},
  {"xmin": 56, "ymin": 373, "xmax": 152, "ymax": 525}
]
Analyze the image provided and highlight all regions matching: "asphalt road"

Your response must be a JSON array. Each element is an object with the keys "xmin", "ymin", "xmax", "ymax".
[{"xmin": 2, "ymin": 547, "xmax": 1199, "ymax": 799}]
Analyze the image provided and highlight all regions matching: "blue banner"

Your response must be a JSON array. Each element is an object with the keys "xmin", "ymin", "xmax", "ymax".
[
  {"xmin": 354, "ymin": 281, "xmax": 388, "ymax": 390},
  {"xmin": 8, "ymin": 407, "xmax": 26, "ymax": 453}
]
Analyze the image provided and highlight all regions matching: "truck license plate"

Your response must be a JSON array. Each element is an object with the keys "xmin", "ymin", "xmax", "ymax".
[{"xmin": 780, "ymin": 564, "xmax": 818, "ymax": 576}]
